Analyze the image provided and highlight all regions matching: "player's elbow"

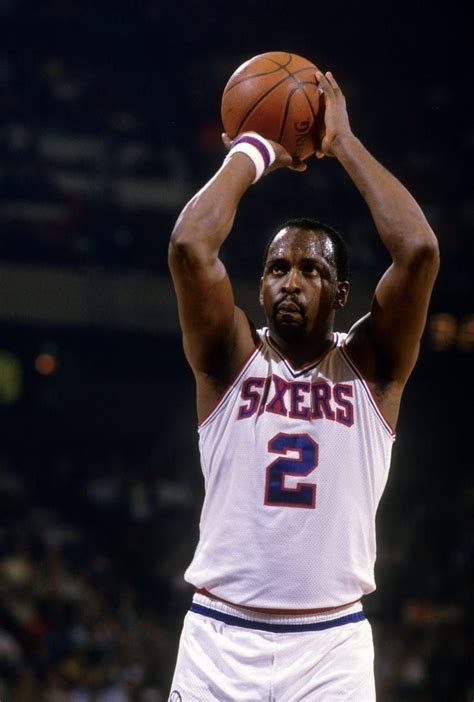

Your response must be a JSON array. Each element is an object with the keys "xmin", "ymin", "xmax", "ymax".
[
  {"xmin": 169, "ymin": 205, "xmax": 229, "ymax": 267},
  {"xmin": 416, "ymin": 232, "xmax": 440, "ymax": 265},
  {"xmin": 168, "ymin": 222, "xmax": 211, "ymax": 269},
  {"xmin": 169, "ymin": 234, "xmax": 202, "ymax": 268},
  {"xmin": 406, "ymin": 234, "xmax": 440, "ymax": 276}
]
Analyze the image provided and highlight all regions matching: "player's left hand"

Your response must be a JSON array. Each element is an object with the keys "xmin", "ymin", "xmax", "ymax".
[
  {"xmin": 222, "ymin": 133, "xmax": 307, "ymax": 174},
  {"xmin": 314, "ymin": 71, "xmax": 353, "ymax": 159}
]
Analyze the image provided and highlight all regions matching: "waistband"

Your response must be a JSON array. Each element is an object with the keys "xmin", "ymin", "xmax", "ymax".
[{"xmin": 190, "ymin": 593, "xmax": 365, "ymax": 634}]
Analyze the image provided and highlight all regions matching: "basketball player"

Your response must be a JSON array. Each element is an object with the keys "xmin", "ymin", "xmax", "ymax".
[{"xmin": 167, "ymin": 71, "xmax": 439, "ymax": 700}]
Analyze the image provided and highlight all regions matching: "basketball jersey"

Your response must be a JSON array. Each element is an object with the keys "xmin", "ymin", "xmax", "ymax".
[{"xmin": 184, "ymin": 328, "xmax": 395, "ymax": 609}]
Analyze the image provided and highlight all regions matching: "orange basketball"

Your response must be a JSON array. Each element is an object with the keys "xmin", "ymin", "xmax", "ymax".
[{"xmin": 221, "ymin": 52, "xmax": 321, "ymax": 161}]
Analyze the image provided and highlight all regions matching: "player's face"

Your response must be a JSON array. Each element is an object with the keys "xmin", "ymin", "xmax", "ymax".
[{"xmin": 260, "ymin": 227, "xmax": 348, "ymax": 343}]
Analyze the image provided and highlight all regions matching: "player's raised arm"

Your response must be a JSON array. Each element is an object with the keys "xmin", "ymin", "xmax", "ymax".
[
  {"xmin": 315, "ymin": 71, "xmax": 440, "ymax": 425},
  {"xmin": 168, "ymin": 134, "xmax": 302, "ymax": 418}
]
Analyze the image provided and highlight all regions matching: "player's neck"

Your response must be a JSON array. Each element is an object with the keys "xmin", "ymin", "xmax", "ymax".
[{"xmin": 269, "ymin": 329, "xmax": 335, "ymax": 370}]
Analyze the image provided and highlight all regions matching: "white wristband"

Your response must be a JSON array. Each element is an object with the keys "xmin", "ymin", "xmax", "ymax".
[{"xmin": 223, "ymin": 133, "xmax": 276, "ymax": 183}]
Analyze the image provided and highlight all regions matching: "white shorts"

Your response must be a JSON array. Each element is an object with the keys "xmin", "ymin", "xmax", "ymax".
[{"xmin": 169, "ymin": 594, "xmax": 376, "ymax": 701}]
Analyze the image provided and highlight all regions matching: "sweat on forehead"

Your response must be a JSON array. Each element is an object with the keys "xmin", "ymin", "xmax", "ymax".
[{"xmin": 267, "ymin": 227, "xmax": 336, "ymax": 264}]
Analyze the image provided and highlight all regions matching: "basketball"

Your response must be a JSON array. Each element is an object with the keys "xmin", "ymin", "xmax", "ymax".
[{"xmin": 221, "ymin": 52, "xmax": 321, "ymax": 161}]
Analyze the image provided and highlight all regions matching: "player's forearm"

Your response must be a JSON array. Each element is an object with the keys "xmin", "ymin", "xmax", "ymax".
[
  {"xmin": 332, "ymin": 134, "xmax": 439, "ymax": 263},
  {"xmin": 169, "ymin": 154, "xmax": 254, "ymax": 260}
]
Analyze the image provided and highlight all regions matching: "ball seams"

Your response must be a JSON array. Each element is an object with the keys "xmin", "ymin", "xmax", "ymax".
[
  {"xmin": 264, "ymin": 52, "xmax": 293, "ymax": 69},
  {"xmin": 277, "ymin": 86, "xmax": 303, "ymax": 144},
  {"xmin": 234, "ymin": 75, "xmax": 295, "ymax": 136},
  {"xmin": 224, "ymin": 65, "xmax": 316, "ymax": 97},
  {"xmin": 301, "ymin": 85, "xmax": 318, "ymax": 120}
]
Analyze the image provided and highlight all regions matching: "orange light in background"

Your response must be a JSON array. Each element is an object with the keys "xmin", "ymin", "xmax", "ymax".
[
  {"xmin": 427, "ymin": 313, "xmax": 457, "ymax": 351},
  {"xmin": 458, "ymin": 315, "xmax": 474, "ymax": 352},
  {"xmin": 427, "ymin": 313, "xmax": 474, "ymax": 351},
  {"xmin": 34, "ymin": 353, "xmax": 57, "ymax": 375}
]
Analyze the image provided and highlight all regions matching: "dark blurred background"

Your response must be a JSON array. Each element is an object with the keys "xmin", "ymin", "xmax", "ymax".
[{"xmin": 0, "ymin": 1, "xmax": 472, "ymax": 700}]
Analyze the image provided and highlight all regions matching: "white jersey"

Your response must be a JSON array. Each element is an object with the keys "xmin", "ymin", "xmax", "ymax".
[{"xmin": 185, "ymin": 328, "xmax": 395, "ymax": 609}]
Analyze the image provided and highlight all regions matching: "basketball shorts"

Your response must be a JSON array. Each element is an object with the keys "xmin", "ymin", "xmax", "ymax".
[{"xmin": 169, "ymin": 593, "xmax": 376, "ymax": 701}]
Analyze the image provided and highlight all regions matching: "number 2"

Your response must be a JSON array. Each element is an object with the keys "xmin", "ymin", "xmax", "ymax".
[{"xmin": 264, "ymin": 433, "xmax": 318, "ymax": 509}]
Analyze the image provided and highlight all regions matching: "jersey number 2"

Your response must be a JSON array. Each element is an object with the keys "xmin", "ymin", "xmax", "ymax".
[{"xmin": 265, "ymin": 433, "xmax": 318, "ymax": 509}]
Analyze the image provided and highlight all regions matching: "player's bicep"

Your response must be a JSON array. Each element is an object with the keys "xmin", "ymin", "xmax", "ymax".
[
  {"xmin": 168, "ymin": 244, "xmax": 253, "ymax": 374},
  {"xmin": 349, "ymin": 252, "xmax": 439, "ymax": 383}
]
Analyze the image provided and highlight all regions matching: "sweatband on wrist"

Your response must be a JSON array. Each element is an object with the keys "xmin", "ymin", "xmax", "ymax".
[{"xmin": 223, "ymin": 133, "xmax": 276, "ymax": 183}]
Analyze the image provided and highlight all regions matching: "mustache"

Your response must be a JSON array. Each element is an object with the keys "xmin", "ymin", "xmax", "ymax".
[{"xmin": 273, "ymin": 296, "xmax": 306, "ymax": 318}]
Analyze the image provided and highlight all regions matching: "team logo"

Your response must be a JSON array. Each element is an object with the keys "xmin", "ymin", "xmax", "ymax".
[{"xmin": 169, "ymin": 692, "xmax": 182, "ymax": 702}]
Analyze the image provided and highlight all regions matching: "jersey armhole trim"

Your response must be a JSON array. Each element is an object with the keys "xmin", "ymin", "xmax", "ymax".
[
  {"xmin": 340, "ymin": 343, "xmax": 396, "ymax": 439},
  {"xmin": 198, "ymin": 341, "xmax": 263, "ymax": 429}
]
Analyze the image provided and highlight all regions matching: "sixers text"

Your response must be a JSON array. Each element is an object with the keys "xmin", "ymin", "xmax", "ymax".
[{"xmin": 238, "ymin": 374, "xmax": 354, "ymax": 426}]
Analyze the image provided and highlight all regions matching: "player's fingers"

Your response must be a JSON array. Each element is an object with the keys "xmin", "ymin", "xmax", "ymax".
[
  {"xmin": 221, "ymin": 133, "xmax": 232, "ymax": 150},
  {"xmin": 315, "ymin": 71, "xmax": 324, "ymax": 96},
  {"xmin": 316, "ymin": 71, "xmax": 334, "ymax": 99},
  {"xmin": 326, "ymin": 71, "xmax": 342, "ymax": 93},
  {"xmin": 289, "ymin": 159, "xmax": 307, "ymax": 172}
]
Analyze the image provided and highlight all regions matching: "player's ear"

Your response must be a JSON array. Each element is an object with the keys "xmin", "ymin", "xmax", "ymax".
[
  {"xmin": 259, "ymin": 276, "xmax": 264, "ymax": 307},
  {"xmin": 334, "ymin": 281, "xmax": 349, "ymax": 309}
]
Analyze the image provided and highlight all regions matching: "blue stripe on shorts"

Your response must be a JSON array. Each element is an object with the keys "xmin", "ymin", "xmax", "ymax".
[{"xmin": 189, "ymin": 603, "xmax": 366, "ymax": 633}]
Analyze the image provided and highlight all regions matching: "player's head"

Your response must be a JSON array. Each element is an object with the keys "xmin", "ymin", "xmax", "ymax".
[
  {"xmin": 260, "ymin": 218, "xmax": 350, "ymax": 344},
  {"xmin": 262, "ymin": 218, "xmax": 349, "ymax": 281}
]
